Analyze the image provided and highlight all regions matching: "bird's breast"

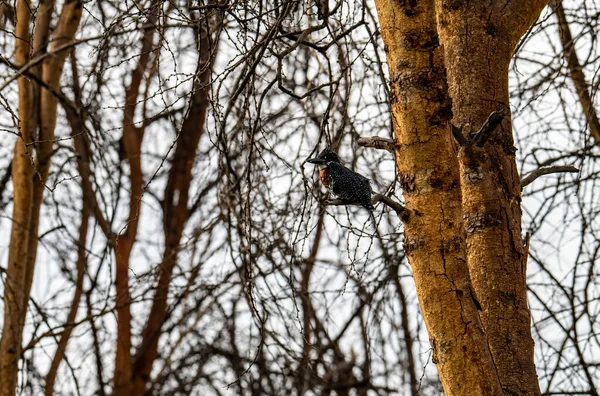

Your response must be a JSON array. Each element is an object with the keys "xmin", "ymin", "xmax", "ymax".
[{"xmin": 319, "ymin": 168, "xmax": 331, "ymax": 187}]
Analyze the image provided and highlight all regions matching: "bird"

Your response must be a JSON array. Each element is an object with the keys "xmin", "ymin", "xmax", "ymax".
[{"xmin": 306, "ymin": 147, "xmax": 374, "ymax": 212}]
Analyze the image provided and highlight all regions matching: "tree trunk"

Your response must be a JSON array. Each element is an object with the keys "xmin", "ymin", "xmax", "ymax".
[
  {"xmin": 111, "ymin": 2, "xmax": 161, "ymax": 392},
  {"xmin": 0, "ymin": 2, "xmax": 82, "ymax": 395},
  {"xmin": 434, "ymin": 1, "xmax": 549, "ymax": 394},
  {"xmin": 0, "ymin": 2, "xmax": 34, "ymax": 394},
  {"xmin": 550, "ymin": 0, "xmax": 600, "ymax": 146},
  {"xmin": 372, "ymin": 0, "xmax": 503, "ymax": 394},
  {"xmin": 129, "ymin": 14, "xmax": 220, "ymax": 392},
  {"xmin": 44, "ymin": 204, "xmax": 89, "ymax": 396}
]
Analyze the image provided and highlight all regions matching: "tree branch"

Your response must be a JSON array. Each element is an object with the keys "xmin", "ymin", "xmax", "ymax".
[
  {"xmin": 324, "ymin": 193, "xmax": 410, "ymax": 221},
  {"xmin": 357, "ymin": 136, "xmax": 395, "ymax": 152},
  {"xmin": 44, "ymin": 201, "xmax": 89, "ymax": 396},
  {"xmin": 372, "ymin": 193, "xmax": 410, "ymax": 220},
  {"xmin": 520, "ymin": 165, "xmax": 579, "ymax": 188}
]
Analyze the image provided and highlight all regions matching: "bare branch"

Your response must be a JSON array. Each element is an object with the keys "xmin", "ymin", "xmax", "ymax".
[
  {"xmin": 520, "ymin": 165, "xmax": 579, "ymax": 188},
  {"xmin": 325, "ymin": 193, "xmax": 410, "ymax": 221},
  {"xmin": 357, "ymin": 136, "xmax": 395, "ymax": 152},
  {"xmin": 44, "ymin": 203, "xmax": 89, "ymax": 396},
  {"xmin": 372, "ymin": 193, "xmax": 410, "ymax": 220}
]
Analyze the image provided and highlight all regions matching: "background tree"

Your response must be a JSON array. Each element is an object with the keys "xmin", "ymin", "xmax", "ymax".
[{"xmin": 0, "ymin": 1, "xmax": 83, "ymax": 394}]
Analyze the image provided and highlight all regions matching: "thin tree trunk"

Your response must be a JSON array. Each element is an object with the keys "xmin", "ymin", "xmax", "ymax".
[
  {"xmin": 372, "ymin": 0, "xmax": 502, "ymax": 394},
  {"xmin": 24, "ymin": 0, "xmax": 83, "ymax": 324},
  {"xmin": 0, "ymin": 2, "xmax": 82, "ymax": 395},
  {"xmin": 550, "ymin": 0, "xmax": 600, "ymax": 145},
  {"xmin": 111, "ymin": 1, "xmax": 161, "ymax": 391},
  {"xmin": 129, "ymin": 13, "xmax": 221, "ymax": 391},
  {"xmin": 0, "ymin": 2, "xmax": 34, "ymax": 394},
  {"xmin": 390, "ymin": 262, "xmax": 419, "ymax": 396},
  {"xmin": 44, "ymin": 204, "xmax": 89, "ymax": 396},
  {"xmin": 44, "ymin": 58, "xmax": 90, "ymax": 394},
  {"xmin": 434, "ymin": 1, "xmax": 549, "ymax": 394},
  {"xmin": 297, "ymin": 213, "xmax": 324, "ymax": 395}
]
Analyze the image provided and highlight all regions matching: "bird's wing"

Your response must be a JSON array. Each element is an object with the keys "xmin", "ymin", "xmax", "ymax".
[
  {"xmin": 356, "ymin": 172, "xmax": 371, "ymax": 183},
  {"xmin": 327, "ymin": 163, "xmax": 372, "ymax": 204}
]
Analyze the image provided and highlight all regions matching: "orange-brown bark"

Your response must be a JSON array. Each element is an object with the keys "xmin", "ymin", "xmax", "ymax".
[
  {"xmin": 372, "ymin": 0, "xmax": 502, "ymax": 394},
  {"xmin": 434, "ymin": 1, "xmax": 549, "ymax": 394},
  {"xmin": 0, "ymin": 2, "xmax": 34, "ymax": 394},
  {"xmin": 0, "ymin": 1, "xmax": 83, "ymax": 395},
  {"xmin": 25, "ymin": 0, "xmax": 83, "ymax": 315}
]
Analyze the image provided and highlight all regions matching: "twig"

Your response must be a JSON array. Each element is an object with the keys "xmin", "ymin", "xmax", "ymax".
[
  {"xmin": 0, "ymin": 160, "xmax": 12, "ymax": 208},
  {"xmin": 520, "ymin": 165, "xmax": 579, "ymax": 188},
  {"xmin": 357, "ymin": 136, "xmax": 395, "ymax": 152}
]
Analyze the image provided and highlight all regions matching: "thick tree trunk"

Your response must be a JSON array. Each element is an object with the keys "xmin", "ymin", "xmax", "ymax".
[
  {"xmin": 372, "ymin": 1, "xmax": 502, "ymax": 394},
  {"xmin": 434, "ymin": 1, "xmax": 549, "ymax": 394}
]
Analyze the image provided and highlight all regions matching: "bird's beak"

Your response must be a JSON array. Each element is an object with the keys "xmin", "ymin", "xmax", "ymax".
[{"xmin": 307, "ymin": 158, "xmax": 326, "ymax": 165}]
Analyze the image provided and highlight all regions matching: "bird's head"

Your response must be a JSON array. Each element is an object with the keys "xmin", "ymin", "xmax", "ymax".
[{"xmin": 307, "ymin": 148, "xmax": 340, "ymax": 167}]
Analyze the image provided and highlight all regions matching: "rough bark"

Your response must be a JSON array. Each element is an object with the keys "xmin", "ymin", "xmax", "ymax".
[
  {"xmin": 0, "ymin": 2, "xmax": 82, "ymax": 395},
  {"xmin": 434, "ymin": 1, "xmax": 549, "ymax": 394},
  {"xmin": 372, "ymin": 0, "xmax": 502, "ymax": 394}
]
